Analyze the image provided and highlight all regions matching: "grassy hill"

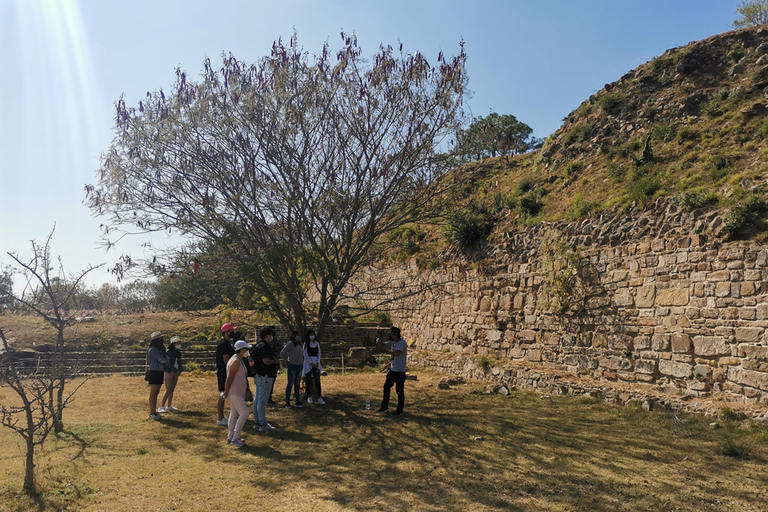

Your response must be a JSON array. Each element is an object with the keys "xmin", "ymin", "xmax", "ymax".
[{"xmin": 433, "ymin": 25, "xmax": 768, "ymax": 258}]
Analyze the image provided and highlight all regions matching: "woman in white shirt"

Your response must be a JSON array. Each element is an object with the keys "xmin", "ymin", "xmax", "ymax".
[{"xmin": 302, "ymin": 329, "xmax": 325, "ymax": 405}]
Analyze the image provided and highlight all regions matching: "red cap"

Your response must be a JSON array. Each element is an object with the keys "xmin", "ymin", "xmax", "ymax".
[{"xmin": 221, "ymin": 323, "xmax": 236, "ymax": 333}]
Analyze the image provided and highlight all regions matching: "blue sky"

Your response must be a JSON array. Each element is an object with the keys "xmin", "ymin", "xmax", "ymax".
[{"xmin": 0, "ymin": 0, "xmax": 741, "ymax": 291}]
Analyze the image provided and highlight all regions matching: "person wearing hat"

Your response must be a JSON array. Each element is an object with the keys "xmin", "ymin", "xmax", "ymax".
[
  {"xmin": 223, "ymin": 340, "xmax": 252, "ymax": 447},
  {"xmin": 376, "ymin": 326, "xmax": 407, "ymax": 416},
  {"xmin": 146, "ymin": 331, "xmax": 170, "ymax": 421},
  {"xmin": 159, "ymin": 335, "xmax": 184, "ymax": 413},
  {"xmin": 215, "ymin": 323, "xmax": 237, "ymax": 426}
]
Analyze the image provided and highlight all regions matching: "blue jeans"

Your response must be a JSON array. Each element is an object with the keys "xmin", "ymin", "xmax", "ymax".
[
  {"xmin": 253, "ymin": 374, "xmax": 274, "ymax": 426},
  {"xmin": 285, "ymin": 363, "xmax": 303, "ymax": 404},
  {"xmin": 305, "ymin": 367, "xmax": 322, "ymax": 398}
]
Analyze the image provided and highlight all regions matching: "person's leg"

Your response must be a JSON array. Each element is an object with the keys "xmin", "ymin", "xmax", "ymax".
[
  {"xmin": 285, "ymin": 364, "xmax": 296, "ymax": 404},
  {"xmin": 217, "ymin": 373, "xmax": 227, "ymax": 420},
  {"xmin": 231, "ymin": 395, "xmax": 249, "ymax": 440},
  {"xmin": 268, "ymin": 376, "xmax": 276, "ymax": 403},
  {"xmin": 228, "ymin": 399, "xmax": 238, "ymax": 440},
  {"xmin": 379, "ymin": 371, "xmax": 395, "ymax": 411},
  {"xmin": 292, "ymin": 365, "xmax": 302, "ymax": 402},
  {"xmin": 394, "ymin": 372, "xmax": 406, "ymax": 413},
  {"xmin": 313, "ymin": 368, "xmax": 322, "ymax": 398},
  {"xmin": 162, "ymin": 373, "xmax": 178, "ymax": 408},
  {"xmin": 149, "ymin": 384, "xmax": 162, "ymax": 414},
  {"xmin": 254, "ymin": 375, "xmax": 269, "ymax": 425}
]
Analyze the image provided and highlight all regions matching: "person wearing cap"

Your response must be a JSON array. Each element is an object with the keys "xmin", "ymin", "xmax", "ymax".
[
  {"xmin": 376, "ymin": 326, "xmax": 407, "ymax": 416},
  {"xmin": 223, "ymin": 340, "xmax": 252, "ymax": 447},
  {"xmin": 159, "ymin": 335, "xmax": 184, "ymax": 413},
  {"xmin": 251, "ymin": 327, "xmax": 279, "ymax": 431},
  {"xmin": 215, "ymin": 323, "xmax": 237, "ymax": 426},
  {"xmin": 146, "ymin": 331, "xmax": 170, "ymax": 421}
]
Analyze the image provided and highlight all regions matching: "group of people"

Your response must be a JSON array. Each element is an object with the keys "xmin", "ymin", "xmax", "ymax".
[
  {"xmin": 146, "ymin": 331, "xmax": 184, "ymax": 421},
  {"xmin": 146, "ymin": 323, "xmax": 408, "ymax": 448},
  {"xmin": 216, "ymin": 323, "xmax": 329, "ymax": 447}
]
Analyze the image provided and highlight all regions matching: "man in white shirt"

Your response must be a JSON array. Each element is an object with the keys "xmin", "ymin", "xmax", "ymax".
[{"xmin": 376, "ymin": 326, "xmax": 407, "ymax": 416}]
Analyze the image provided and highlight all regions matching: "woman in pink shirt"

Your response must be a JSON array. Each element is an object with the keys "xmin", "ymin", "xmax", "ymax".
[{"xmin": 223, "ymin": 340, "xmax": 251, "ymax": 447}]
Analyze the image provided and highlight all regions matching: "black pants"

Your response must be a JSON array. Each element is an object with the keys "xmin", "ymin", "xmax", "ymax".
[{"xmin": 381, "ymin": 371, "xmax": 406, "ymax": 412}]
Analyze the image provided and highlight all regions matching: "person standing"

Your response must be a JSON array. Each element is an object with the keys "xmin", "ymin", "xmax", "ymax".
[
  {"xmin": 303, "ymin": 329, "xmax": 325, "ymax": 405},
  {"xmin": 223, "ymin": 340, "xmax": 252, "ymax": 447},
  {"xmin": 251, "ymin": 327, "xmax": 278, "ymax": 431},
  {"xmin": 146, "ymin": 331, "xmax": 170, "ymax": 421},
  {"xmin": 267, "ymin": 326, "xmax": 281, "ymax": 404},
  {"xmin": 280, "ymin": 330, "xmax": 304, "ymax": 408},
  {"xmin": 377, "ymin": 326, "xmax": 407, "ymax": 416},
  {"xmin": 159, "ymin": 335, "xmax": 184, "ymax": 412},
  {"xmin": 215, "ymin": 323, "xmax": 237, "ymax": 426}
]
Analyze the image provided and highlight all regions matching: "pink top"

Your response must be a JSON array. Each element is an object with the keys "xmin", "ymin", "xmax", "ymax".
[{"xmin": 226, "ymin": 356, "xmax": 247, "ymax": 398}]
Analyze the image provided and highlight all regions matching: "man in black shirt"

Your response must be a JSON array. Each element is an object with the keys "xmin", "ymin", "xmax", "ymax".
[
  {"xmin": 215, "ymin": 323, "xmax": 237, "ymax": 426},
  {"xmin": 251, "ymin": 327, "xmax": 279, "ymax": 431}
]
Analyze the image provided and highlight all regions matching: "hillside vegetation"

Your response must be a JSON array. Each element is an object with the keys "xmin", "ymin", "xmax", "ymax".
[{"xmin": 435, "ymin": 26, "xmax": 768, "ymax": 257}]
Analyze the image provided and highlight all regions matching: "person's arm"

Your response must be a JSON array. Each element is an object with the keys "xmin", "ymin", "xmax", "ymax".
[
  {"xmin": 259, "ymin": 344, "xmax": 276, "ymax": 366},
  {"xmin": 223, "ymin": 359, "xmax": 237, "ymax": 398},
  {"xmin": 279, "ymin": 342, "xmax": 291, "ymax": 362}
]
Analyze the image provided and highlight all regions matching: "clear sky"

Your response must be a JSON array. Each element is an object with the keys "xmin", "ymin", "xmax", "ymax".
[{"xmin": 0, "ymin": 0, "xmax": 741, "ymax": 291}]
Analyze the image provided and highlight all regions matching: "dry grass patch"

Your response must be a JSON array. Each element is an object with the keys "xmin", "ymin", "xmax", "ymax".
[{"xmin": 1, "ymin": 371, "xmax": 767, "ymax": 511}]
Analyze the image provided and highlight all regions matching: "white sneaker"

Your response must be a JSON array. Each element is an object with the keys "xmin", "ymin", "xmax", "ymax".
[
  {"xmin": 158, "ymin": 407, "xmax": 167, "ymax": 413},
  {"xmin": 217, "ymin": 417, "xmax": 229, "ymax": 426},
  {"xmin": 317, "ymin": 398, "xmax": 326, "ymax": 405},
  {"xmin": 259, "ymin": 423, "xmax": 276, "ymax": 431},
  {"xmin": 167, "ymin": 406, "xmax": 179, "ymax": 412},
  {"xmin": 148, "ymin": 413, "xmax": 162, "ymax": 421},
  {"xmin": 307, "ymin": 397, "xmax": 313, "ymax": 404}
]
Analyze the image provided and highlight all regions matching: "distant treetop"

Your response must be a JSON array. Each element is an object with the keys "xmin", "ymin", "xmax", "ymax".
[{"xmin": 733, "ymin": 0, "xmax": 768, "ymax": 28}]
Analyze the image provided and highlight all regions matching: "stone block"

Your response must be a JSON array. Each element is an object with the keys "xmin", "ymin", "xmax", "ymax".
[
  {"xmin": 656, "ymin": 288, "xmax": 690, "ymax": 306},
  {"xmin": 519, "ymin": 330, "xmax": 537, "ymax": 342},
  {"xmin": 692, "ymin": 336, "xmax": 730, "ymax": 357},
  {"xmin": 738, "ymin": 344, "xmax": 768, "ymax": 359},
  {"xmin": 741, "ymin": 281, "xmax": 757, "ymax": 296},
  {"xmin": 613, "ymin": 288, "xmax": 635, "ymax": 307},
  {"xmin": 708, "ymin": 270, "xmax": 730, "ymax": 282},
  {"xmin": 672, "ymin": 334, "xmax": 692, "ymax": 353},
  {"xmin": 659, "ymin": 359, "xmax": 692, "ymax": 379},
  {"xmin": 652, "ymin": 334, "xmax": 671, "ymax": 351},
  {"xmin": 635, "ymin": 359, "xmax": 657, "ymax": 374},
  {"xmin": 526, "ymin": 349, "xmax": 542, "ymax": 362},
  {"xmin": 636, "ymin": 285, "xmax": 656, "ymax": 308},
  {"xmin": 735, "ymin": 327, "xmax": 763, "ymax": 343},
  {"xmin": 598, "ymin": 355, "xmax": 633, "ymax": 371},
  {"xmin": 486, "ymin": 330, "xmax": 503, "ymax": 342},
  {"xmin": 715, "ymin": 282, "xmax": 732, "ymax": 297},
  {"xmin": 727, "ymin": 367, "xmax": 768, "ymax": 390}
]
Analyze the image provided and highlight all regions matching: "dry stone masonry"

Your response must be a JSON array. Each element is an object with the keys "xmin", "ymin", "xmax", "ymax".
[{"xmin": 388, "ymin": 199, "xmax": 768, "ymax": 411}]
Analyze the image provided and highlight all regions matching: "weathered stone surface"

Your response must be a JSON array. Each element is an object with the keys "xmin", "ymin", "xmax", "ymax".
[
  {"xmin": 635, "ymin": 285, "xmax": 656, "ymax": 308},
  {"xmin": 727, "ymin": 367, "xmax": 768, "ymax": 389},
  {"xmin": 672, "ymin": 334, "xmax": 692, "ymax": 353},
  {"xmin": 659, "ymin": 359, "xmax": 692, "ymax": 378},
  {"xmin": 613, "ymin": 288, "xmax": 634, "ymax": 307},
  {"xmin": 692, "ymin": 336, "xmax": 730, "ymax": 357},
  {"xmin": 735, "ymin": 327, "xmax": 763, "ymax": 343},
  {"xmin": 656, "ymin": 288, "xmax": 690, "ymax": 306},
  {"xmin": 635, "ymin": 359, "xmax": 657, "ymax": 374}
]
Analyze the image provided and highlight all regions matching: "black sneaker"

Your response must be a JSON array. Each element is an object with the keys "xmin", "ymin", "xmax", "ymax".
[
  {"xmin": 376, "ymin": 408, "xmax": 389, "ymax": 413},
  {"xmin": 284, "ymin": 403, "xmax": 292, "ymax": 409},
  {"xmin": 294, "ymin": 401, "xmax": 304, "ymax": 408},
  {"xmin": 391, "ymin": 410, "xmax": 403, "ymax": 416}
]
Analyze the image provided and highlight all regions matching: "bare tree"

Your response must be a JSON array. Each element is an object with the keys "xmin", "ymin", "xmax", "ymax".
[
  {"xmin": 734, "ymin": 0, "xmax": 768, "ymax": 28},
  {"xmin": 4, "ymin": 228, "xmax": 101, "ymax": 432},
  {"xmin": 85, "ymin": 32, "xmax": 469, "ymax": 336},
  {"xmin": 0, "ymin": 327, "xmax": 88, "ymax": 494}
]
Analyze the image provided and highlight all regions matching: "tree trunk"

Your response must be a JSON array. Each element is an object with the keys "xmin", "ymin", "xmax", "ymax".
[{"xmin": 23, "ymin": 408, "xmax": 36, "ymax": 494}]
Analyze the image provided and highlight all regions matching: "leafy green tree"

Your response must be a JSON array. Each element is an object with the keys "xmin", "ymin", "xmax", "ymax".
[
  {"xmin": 86, "ymin": 33, "xmax": 468, "ymax": 336},
  {"xmin": 734, "ymin": 0, "xmax": 768, "ymax": 28},
  {"xmin": 452, "ymin": 112, "xmax": 538, "ymax": 163}
]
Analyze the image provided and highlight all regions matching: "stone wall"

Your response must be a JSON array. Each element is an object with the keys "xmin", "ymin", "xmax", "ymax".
[{"xmin": 387, "ymin": 199, "xmax": 768, "ymax": 406}]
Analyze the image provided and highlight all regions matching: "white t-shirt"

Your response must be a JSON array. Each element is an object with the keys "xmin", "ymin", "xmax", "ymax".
[{"xmin": 389, "ymin": 338, "xmax": 407, "ymax": 372}]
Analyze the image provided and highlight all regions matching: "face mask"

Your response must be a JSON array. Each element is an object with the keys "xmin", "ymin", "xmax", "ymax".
[
  {"xmin": 309, "ymin": 335, "xmax": 316, "ymax": 341},
  {"xmin": 297, "ymin": 336, "xmax": 302, "ymax": 342}
]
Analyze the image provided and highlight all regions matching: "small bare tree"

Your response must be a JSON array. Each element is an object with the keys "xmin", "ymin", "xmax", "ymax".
[
  {"xmin": 0, "ymin": 327, "xmax": 88, "ymax": 494},
  {"xmin": 4, "ymin": 228, "xmax": 101, "ymax": 433}
]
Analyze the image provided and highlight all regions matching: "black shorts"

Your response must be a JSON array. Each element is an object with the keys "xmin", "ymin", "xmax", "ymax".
[
  {"xmin": 147, "ymin": 370, "xmax": 164, "ymax": 386},
  {"xmin": 218, "ymin": 371, "xmax": 227, "ymax": 392}
]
